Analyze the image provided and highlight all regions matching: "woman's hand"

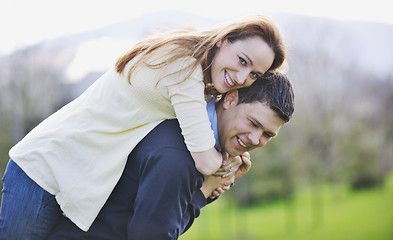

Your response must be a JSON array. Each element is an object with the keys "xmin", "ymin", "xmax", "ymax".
[
  {"xmin": 214, "ymin": 151, "xmax": 250, "ymax": 178},
  {"xmin": 207, "ymin": 152, "xmax": 251, "ymax": 199},
  {"xmin": 214, "ymin": 152, "xmax": 241, "ymax": 177}
]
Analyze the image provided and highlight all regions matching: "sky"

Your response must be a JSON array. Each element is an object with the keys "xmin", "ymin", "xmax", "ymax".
[{"xmin": 1, "ymin": 0, "xmax": 392, "ymax": 56}]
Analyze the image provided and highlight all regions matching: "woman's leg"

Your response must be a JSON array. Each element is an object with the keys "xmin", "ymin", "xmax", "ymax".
[{"xmin": 0, "ymin": 160, "xmax": 62, "ymax": 240}]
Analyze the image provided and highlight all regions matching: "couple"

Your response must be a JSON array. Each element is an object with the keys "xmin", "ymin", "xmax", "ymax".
[
  {"xmin": 0, "ymin": 15, "xmax": 292, "ymax": 239},
  {"xmin": 46, "ymin": 72, "xmax": 294, "ymax": 239}
]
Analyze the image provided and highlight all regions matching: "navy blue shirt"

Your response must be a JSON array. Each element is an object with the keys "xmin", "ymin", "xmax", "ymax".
[{"xmin": 48, "ymin": 120, "xmax": 209, "ymax": 240}]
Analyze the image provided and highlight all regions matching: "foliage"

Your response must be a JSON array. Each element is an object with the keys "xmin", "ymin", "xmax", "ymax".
[
  {"xmin": 181, "ymin": 173, "xmax": 393, "ymax": 240},
  {"xmin": 0, "ymin": 130, "xmax": 13, "ymax": 193},
  {"xmin": 229, "ymin": 132, "xmax": 296, "ymax": 206},
  {"xmin": 0, "ymin": 48, "xmax": 73, "ymax": 203},
  {"xmin": 1, "ymin": 18, "xmax": 393, "ymax": 211}
]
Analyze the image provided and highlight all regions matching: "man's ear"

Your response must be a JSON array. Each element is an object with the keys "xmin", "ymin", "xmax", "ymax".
[{"xmin": 222, "ymin": 90, "xmax": 239, "ymax": 110}]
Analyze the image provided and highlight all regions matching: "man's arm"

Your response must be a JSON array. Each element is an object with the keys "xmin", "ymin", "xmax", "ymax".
[
  {"xmin": 179, "ymin": 173, "xmax": 234, "ymax": 235},
  {"xmin": 179, "ymin": 190, "xmax": 206, "ymax": 235},
  {"xmin": 126, "ymin": 147, "xmax": 205, "ymax": 240}
]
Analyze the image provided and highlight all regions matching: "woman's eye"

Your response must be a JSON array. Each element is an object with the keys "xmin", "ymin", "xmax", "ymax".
[
  {"xmin": 250, "ymin": 72, "xmax": 258, "ymax": 80},
  {"xmin": 239, "ymin": 57, "xmax": 247, "ymax": 65}
]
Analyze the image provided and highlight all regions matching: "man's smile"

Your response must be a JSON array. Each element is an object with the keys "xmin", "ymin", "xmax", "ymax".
[{"xmin": 236, "ymin": 136, "xmax": 248, "ymax": 149}]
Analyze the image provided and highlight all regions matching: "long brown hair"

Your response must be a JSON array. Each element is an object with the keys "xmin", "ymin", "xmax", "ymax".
[{"xmin": 115, "ymin": 15, "xmax": 286, "ymax": 94}]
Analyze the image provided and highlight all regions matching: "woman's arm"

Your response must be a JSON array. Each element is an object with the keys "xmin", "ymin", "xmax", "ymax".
[
  {"xmin": 164, "ymin": 57, "xmax": 221, "ymax": 176},
  {"xmin": 191, "ymin": 148, "xmax": 223, "ymax": 176}
]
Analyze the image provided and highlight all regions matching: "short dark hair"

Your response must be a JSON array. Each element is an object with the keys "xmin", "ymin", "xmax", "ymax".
[{"xmin": 237, "ymin": 72, "xmax": 295, "ymax": 123}]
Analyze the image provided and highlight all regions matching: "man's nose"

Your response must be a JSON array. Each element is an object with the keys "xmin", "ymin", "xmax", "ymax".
[{"xmin": 249, "ymin": 130, "xmax": 264, "ymax": 146}]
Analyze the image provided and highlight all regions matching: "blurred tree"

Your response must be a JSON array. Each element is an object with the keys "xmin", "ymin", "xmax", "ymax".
[
  {"xmin": 5, "ymin": 49, "xmax": 69, "ymax": 142},
  {"xmin": 0, "ymin": 47, "xmax": 73, "ymax": 201}
]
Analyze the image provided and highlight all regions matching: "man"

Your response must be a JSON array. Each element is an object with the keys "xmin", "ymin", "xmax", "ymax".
[{"xmin": 48, "ymin": 72, "xmax": 294, "ymax": 239}]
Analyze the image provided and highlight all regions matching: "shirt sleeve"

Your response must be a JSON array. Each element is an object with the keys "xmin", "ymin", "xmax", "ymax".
[{"xmin": 161, "ymin": 57, "xmax": 216, "ymax": 153}]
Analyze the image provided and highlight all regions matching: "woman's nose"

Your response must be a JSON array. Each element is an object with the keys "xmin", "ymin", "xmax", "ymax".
[{"xmin": 236, "ymin": 69, "xmax": 250, "ymax": 85}]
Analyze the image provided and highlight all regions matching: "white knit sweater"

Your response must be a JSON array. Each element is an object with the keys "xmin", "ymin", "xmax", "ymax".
[{"xmin": 9, "ymin": 47, "xmax": 215, "ymax": 231}]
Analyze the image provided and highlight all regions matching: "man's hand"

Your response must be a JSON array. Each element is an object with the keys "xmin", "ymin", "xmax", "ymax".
[
  {"xmin": 209, "ymin": 185, "xmax": 231, "ymax": 199},
  {"xmin": 200, "ymin": 174, "xmax": 234, "ymax": 199},
  {"xmin": 234, "ymin": 152, "xmax": 251, "ymax": 179}
]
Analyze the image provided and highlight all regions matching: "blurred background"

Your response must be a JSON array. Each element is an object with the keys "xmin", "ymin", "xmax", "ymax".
[{"xmin": 1, "ymin": 0, "xmax": 392, "ymax": 239}]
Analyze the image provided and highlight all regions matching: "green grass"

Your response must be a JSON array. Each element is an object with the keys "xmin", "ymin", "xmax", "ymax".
[{"xmin": 181, "ymin": 174, "xmax": 393, "ymax": 240}]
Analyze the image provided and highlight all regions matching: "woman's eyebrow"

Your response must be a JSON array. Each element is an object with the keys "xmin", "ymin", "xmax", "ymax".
[
  {"xmin": 241, "ymin": 52, "xmax": 253, "ymax": 65},
  {"xmin": 242, "ymin": 52, "xmax": 265, "ymax": 76}
]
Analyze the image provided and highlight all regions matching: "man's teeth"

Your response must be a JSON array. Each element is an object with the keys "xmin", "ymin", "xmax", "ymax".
[
  {"xmin": 225, "ymin": 72, "xmax": 235, "ymax": 87},
  {"xmin": 238, "ymin": 138, "xmax": 247, "ymax": 148}
]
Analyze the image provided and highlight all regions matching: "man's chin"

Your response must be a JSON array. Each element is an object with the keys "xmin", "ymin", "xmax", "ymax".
[
  {"xmin": 225, "ymin": 149, "xmax": 244, "ymax": 157},
  {"xmin": 223, "ymin": 142, "xmax": 247, "ymax": 156}
]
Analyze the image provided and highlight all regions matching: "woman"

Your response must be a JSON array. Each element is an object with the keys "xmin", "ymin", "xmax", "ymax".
[{"xmin": 0, "ymin": 14, "xmax": 286, "ymax": 239}]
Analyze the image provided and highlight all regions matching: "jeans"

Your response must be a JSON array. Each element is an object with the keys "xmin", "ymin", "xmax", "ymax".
[{"xmin": 0, "ymin": 160, "xmax": 62, "ymax": 240}]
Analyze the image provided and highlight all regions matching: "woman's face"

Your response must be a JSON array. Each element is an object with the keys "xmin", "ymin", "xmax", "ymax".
[{"xmin": 211, "ymin": 36, "xmax": 275, "ymax": 93}]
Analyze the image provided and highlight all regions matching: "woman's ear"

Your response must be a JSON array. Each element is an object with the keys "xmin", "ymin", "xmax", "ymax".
[
  {"xmin": 222, "ymin": 90, "xmax": 239, "ymax": 109},
  {"xmin": 216, "ymin": 38, "xmax": 225, "ymax": 48}
]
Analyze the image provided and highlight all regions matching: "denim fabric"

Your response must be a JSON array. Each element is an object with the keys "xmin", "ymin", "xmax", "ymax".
[{"xmin": 0, "ymin": 160, "xmax": 62, "ymax": 240}]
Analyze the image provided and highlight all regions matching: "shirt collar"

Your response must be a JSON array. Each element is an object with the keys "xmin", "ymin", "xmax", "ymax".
[{"xmin": 206, "ymin": 99, "xmax": 221, "ymax": 151}]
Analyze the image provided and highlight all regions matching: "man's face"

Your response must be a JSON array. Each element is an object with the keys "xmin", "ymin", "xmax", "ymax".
[{"xmin": 217, "ymin": 90, "xmax": 285, "ymax": 156}]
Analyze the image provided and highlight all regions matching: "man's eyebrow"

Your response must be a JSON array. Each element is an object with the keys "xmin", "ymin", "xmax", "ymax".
[{"xmin": 241, "ymin": 52, "xmax": 253, "ymax": 65}]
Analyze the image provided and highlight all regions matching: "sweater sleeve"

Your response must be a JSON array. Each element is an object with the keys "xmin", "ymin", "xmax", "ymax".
[
  {"xmin": 126, "ymin": 147, "xmax": 204, "ymax": 240},
  {"xmin": 161, "ymin": 57, "xmax": 216, "ymax": 153},
  {"xmin": 179, "ymin": 190, "xmax": 207, "ymax": 235}
]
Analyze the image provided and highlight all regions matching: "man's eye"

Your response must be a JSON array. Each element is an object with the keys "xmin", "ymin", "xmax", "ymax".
[
  {"xmin": 250, "ymin": 121, "xmax": 257, "ymax": 127},
  {"xmin": 263, "ymin": 132, "xmax": 273, "ymax": 138}
]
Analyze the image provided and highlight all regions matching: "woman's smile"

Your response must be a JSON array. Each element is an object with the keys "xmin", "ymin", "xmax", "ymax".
[
  {"xmin": 210, "ymin": 36, "xmax": 275, "ymax": 93},
  {"xmin": 224, "ymin": 71, "xmax": 236, "ymax": 88}
]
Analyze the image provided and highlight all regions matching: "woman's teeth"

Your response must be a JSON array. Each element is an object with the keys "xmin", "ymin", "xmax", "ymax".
[{"xmin": 225, "ymin": 71, "xmax": 235, "ymax": 87}]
